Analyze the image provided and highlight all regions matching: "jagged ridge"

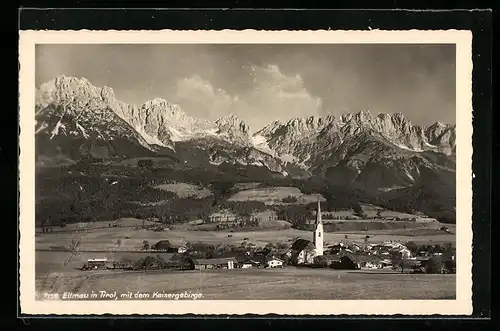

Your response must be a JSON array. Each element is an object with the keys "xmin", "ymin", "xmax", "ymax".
[{"xmin": 35, "ymin": 75, "xmax": 456, "ymax": 189}]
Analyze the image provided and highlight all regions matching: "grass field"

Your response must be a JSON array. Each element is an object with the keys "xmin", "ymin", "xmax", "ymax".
[
  {"xmin": 35, "ymin": 266, "xmax": 456, "ymax": 300},
  {"xmin": 228, "ymin": 186, "xmax": 325, "ymax": 205},
  {"xmin": 326, "ymin": 204, "xmax": 426, "ymax": 220},
  {"xmin": 36, "ymin": 219, "xmax": 455, "ymax": 253},
  {"xmin": 155, "ymin": 182, "xmax": 213, "ymax": 198},
  {"xmin": 35, "ymin": 214, "xmax": 456, "ymax": 301}
]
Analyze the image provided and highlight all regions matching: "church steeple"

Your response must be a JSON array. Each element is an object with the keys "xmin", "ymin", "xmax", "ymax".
[
  {"xmin": 315, "ymin": 199, "xmax": 322, "ymax": 226},
  {"xmin": 313, "ymin": 199, "xmax": 324, "ymax": 256}
]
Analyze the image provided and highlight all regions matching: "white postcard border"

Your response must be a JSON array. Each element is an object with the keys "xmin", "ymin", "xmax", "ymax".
[{"xmin": 19, "ymin": 29, "xmax": 473, "ymax": 315}]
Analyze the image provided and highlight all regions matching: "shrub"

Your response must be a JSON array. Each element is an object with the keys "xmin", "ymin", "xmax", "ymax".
[
  {"xmin": 282, "ymin": 196, "xmax": 298, "ymax": 203},
  {"xmin": 313, "ymin": 255, "xmax": 328, "ymax": 268},
  {"xmin": 443, "ymin": 259, "xmax": 456, "ymax": 274},
  {"xmin": 424, "ymin": 257, "xmax": 444, "ymax": 274},
  {"xmin": 135, "ymin": 255, "xmax": 166, "ymax": 270},
  {"xmin": 405, "ymin": 241, "xmax": 419, "ymax": 254}
]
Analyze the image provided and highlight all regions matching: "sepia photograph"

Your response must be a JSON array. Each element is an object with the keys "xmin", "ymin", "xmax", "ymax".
[{"xmin": 19, "ymin": 30, "xmax": 473, "ymax": 315}]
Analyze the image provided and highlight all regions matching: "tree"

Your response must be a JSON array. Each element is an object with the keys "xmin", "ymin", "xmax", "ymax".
[
  {"xmin": 313, "ymin": 255, "xmax": 328, "ymax": 268},
  {"xmin": 424, "ymin": 256, "xmax": 444, "ymax": 274},
  {"xmin": 64, "ymin": 239, "xmax": 81, "ymax": 266},
  {"xmin": 276, "ymin": 242, "xmax": 289, "ymax": 249},
  {"xmin": 442, "ymin": 242, "xmax": 454, "ymax": 254},
  {"xmin": 405, "ymin": 241, "xmax": 419, "ymax": 254},
  {"xmin": 135, "ymin": 255, "xmax": 165, "ymax": 270},
  {"xmin": 443, "ymin": 258, "xmax": 456, "ymax": 274},
  {"xmin": 69, "ymin": 239, "xmax": 80, "ymax": 252},
  {"xmin": 433, "ymin": 244, "xmax": 444, "ymax": 254},
  {"xmin": 138, "ymin": 159, "xmax": 154, "ymax": 168},
  {"xmin": 265, "ymin": 242, "xmax": 275, "ymax": 249},
  {"xmin": 282, "ymin": 196, "xmax": 298, "ymax": 203},
  {"xmin": 352, "ymin": 203, "xmax": 366, "ymax": 218},
  {"xmin": 390, "ymin": 251, "xmax": 411, "ymax": 274}
]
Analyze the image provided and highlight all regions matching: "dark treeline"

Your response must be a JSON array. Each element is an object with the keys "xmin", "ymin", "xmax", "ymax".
[{"xmin": 36, "ymin": 162, "xmax": 455, "ymax": 226}]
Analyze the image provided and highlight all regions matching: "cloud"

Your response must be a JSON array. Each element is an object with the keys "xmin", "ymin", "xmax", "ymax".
[
  {"xmin": 174, "ymin": 75, "xmax": 238, "ymax": 120},
  {"xmin": 172, "ymin": 64, "xmax": 323, "ymax": 132},
  {"xmin": 246, "ymin": 65, "xmax": 323, "ymax": 121}
]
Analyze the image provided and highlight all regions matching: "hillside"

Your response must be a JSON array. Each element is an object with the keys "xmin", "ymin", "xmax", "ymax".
[{"xmin": 34, "ymin": 75, "xmax": 457, "ymax": 224}]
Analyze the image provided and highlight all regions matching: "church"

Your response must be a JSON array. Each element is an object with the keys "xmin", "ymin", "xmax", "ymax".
[{"xmin": 288, "ymin": 200, "xmax": 324, "ymax": 265}]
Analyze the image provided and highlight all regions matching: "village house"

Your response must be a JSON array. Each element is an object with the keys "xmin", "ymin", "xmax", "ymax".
[
  {"xmin": 369, "ymin": 242, "xmax": 412, "ymax": 259},
  {"xmin": 353, "ymin": 254, "xmax": 385, "ymax": 269},
  {"xmin": 266, "ymin": 257, "xmax": 284, "ymax": 268},
  {"xmin": 327, "ymin": 242, "xmax": 351, "ymax": 255},
  {"xmin": 177, "ymin": 246, "xmax": 188, "ymax": 254},
  {"xmin": 289, "ymin": 239, "xmax": 316, "ymax": 265},
  {"xmin": 239, "ymin": 259, "xmax": 260, "ymax": 269},
  {"xmin": 82, "ymin": 258, "xmax": 109, "ymax": 270},
  {"xmin": 191, "ymin": 257, "xmax": 238, "ymax": 270}
]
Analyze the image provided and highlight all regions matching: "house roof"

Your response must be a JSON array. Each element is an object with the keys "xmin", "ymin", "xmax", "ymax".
[
  {"xmin": 153, "ymin": 240, "xmax": 175, "ymax": 249},
  {"xmin": 240, "ymin": 259, "xmax": 260, "ymax": 265},
  {"xmin": 323, "ymin": 255, "xmax": 342, "ymax": 262},
  {"xmin": 88, "ymin": 258, "xmax": 107, "ymax": 262},
  {"xmin": 336, "ymin": 252, "xmax": 383, "ymax": 264},
  {"xmin": 251, "ymin": 253, "xmax": 270, "ymax": 264},
  {"xmin": 291, "ymin": 239, "xmax": 315, "ymax": 251},
  {"xmin": 191, "ymin": 257, "xmax": 239, "ymax": 265},
  {"xmin": 219, "ymin": 251, "xmax": 250, "ymax": 263},
  {"xmin": 267, "ymin": 257, "xmax": 284, "ymax": 262}
]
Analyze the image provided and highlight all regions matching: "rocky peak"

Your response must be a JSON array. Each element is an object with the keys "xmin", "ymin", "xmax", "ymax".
[
  {"xmin": 216, "ymin": 114, "xmax": 249, "ymax": 134},
  {"xmin": 37, "ymin": 75, "xmax": 101, "ymax": 108},
  {"xmin": 426, "ymin": 121, "xmax": 452, "ymax": 135},
  {"xmin": 340, "ymin": 113, "xmax": 353, "ymax": 123},
  {"xmin": 215, "ymin": 114, "xmax": 251, "ymax": 146},
  {"xmin": 353, "ymin": 110, "xmax": 374, "ymax": 123},
  {"xmin": 140, "ymin": 98, "xmax": 186, "ymax": 121},
  {"xmin": 424, "ymin": 121, "xmax": 456, "ymax": 154}
]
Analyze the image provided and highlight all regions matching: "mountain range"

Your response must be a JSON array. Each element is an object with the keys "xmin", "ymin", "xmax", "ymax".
[{"xmin": 35, "ymin": 75, "xmax": 456, "ymax": 197}]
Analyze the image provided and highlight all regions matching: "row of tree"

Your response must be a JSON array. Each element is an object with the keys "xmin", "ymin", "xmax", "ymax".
[{"xmin": 36, "ymin": 160, "xmax": 455, "ymax": 226}]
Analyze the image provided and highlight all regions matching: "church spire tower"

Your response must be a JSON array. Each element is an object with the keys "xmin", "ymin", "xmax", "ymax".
[{"xmin": 313, "ymin": 199, "xmax": 324, "ymax": 256}]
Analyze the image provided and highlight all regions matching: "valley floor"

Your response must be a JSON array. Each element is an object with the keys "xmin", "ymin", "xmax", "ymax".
[
  {"xmin": 35, "ymin": 225, "xmax": 456, "ymax": 252},
  {"xmin": 34, "ymin": 219, "xmax": 456, "ymax": 301},
  {"xmin": 36, "ymin": 266, "xmax": 456, "ymax": 300}
]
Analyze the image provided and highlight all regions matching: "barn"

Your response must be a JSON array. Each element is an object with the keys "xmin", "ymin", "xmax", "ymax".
[
  {"xmin": 266, "ymin": 258, "xmax": 284, "ymax": 268},
  {"xmin": 191, "ymin": 257, "xmax": 239, "ymax": 270}
]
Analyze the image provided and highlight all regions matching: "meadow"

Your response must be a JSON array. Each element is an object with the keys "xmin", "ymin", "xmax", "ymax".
[
  {"xmin": 35, "ymin": 219, "xmax": 455, "ymax": 253},
  {"xmin": 35, "ymin": 215, "xmax": 456, "ymax": 301},
  {"xmin": 155, "ymin": 182, "xmax": 213, "ymax": 199},
  {"xmin": 36, "ymin": 266, "xmax": 456, "ymax": 300},
  {"xmin": 227, "ymin": 186, "xmax": 325, "ymax": 205}
]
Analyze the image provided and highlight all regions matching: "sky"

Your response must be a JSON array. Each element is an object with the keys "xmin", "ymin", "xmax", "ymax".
[{"xmin": 36, "ymin": 44, "xmax": 456, "ymax": 132}]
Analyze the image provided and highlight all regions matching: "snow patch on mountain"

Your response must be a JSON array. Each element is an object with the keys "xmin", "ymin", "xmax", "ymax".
[
  {"xmin": 76, "ymin": 122, "xmax": 89, "ymax": 139},
  {"xmin": 251, "ymin": 134, "xmax": 275, "ymax": 155},
  {"xmin": 36, "ymin": 122, "xmax": 48, "ymax": 134},
  {"xmin": 50, "ymin": 121, "xmax": 66, "ymax": 140},
  {"xmin": 35, "ymin": 75, "xmax": 455, "ymax": 188}
]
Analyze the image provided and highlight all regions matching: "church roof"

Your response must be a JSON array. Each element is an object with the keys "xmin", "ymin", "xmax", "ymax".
[{"xmin": 291, "ymin": 239, "xmax": 315, "ymax": 251}]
